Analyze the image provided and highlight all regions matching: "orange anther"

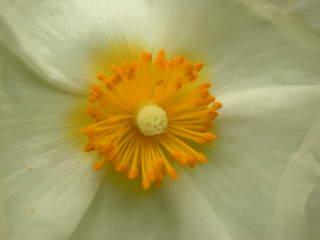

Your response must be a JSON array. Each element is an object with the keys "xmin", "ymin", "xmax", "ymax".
[
  {"xmin": 115, "ymin": 164, "xmax": 127, "ymax": 172},
  {"xmin": 205, "ymin": 133, "xmax": 216, "ymax": 141},
  {"xmin": 194, "ymin": 63, "xmax": 204, "ymax": 72},
  {"xmin": 106, "ymin": 79, "xmax": 115, "ymax": 90},
  {"xmin": 142, "ymin": 179, "xmax": 151, "ymax": 190},
  {"xmin": 213, "ymin": 102, "xmax": 223, "ymax": 109},
  {"xmin": 88, "ymin": 96, "xmax": 97, "ymax": 103},
  {"xmin": 167, "ymin": 168, "xmax": 177, "ymax": 180},
  {"xmin": 172, "ymin": 151, "xmax": 182, "ymax": 161},
  {"xmin": 199, "ymin": 82, "xmax": 212, "ymax": 89},
  {"xmin": 196, "ymin": 153, "xmax": 208, "ymax": 163},
  {"xmin": 128, "ymin": 168, "xmax": 138, "ymax": 179},
  {"xmin": 189, "ymin": 72, "xmax": 198, "ymax": 82},
  {"xmin": 185, "ymin": 63, "xmax": 194, "ymax": 73},
  {"xmin": 141, "ymin": 52, "xmax": 152, "ymax": 62},
  {"xmin": 185, "ymin": 154, "xmax": 196, "ymax": 165},
  {"xmin": 200, "ymin": 88, "xmax": 210, "ymax": 97},
  {"xmin": 157, "ymin": 49, "xmax": 166, "ymax": 60},
  {"xmin": 93, "ymin": 158, "xmax": 106, "ymax": 170},
  {"xmin": 208, "ymin": 111, "xmax": 218, "ymax": 120},
  {"xmin": 206, "ymin": 96, "xmax": 216, "ymax": 103},
  {"xmin": 96, "ymin": 73, "xmax": 107, "ymax": 81},
  {"xmin": 174, "ymin": 56, "xmax": 185, "ymax": 64},
  {"xmin": 84, "ymin": 143, "xmax": 94, "ymax": 152},
  {"xmin": 188, "ymin": 161, "xmax": 196, "ymax": 168},
  {"xmin": 176, "ymin": 81, "xmax": 183, "ymax": 90},
  {"xmin": 112, "ymin": 65, "xmax": 121, "ymax": 75},
  {"xmin": 148, "ymin": 171, "xmax": 156, "ymax": 182},
  {"xmin": 157, "ymin": 79, "xmax": 164, "ymax": 85}
]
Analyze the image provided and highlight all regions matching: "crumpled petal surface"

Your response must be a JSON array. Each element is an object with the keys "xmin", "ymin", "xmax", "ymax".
[
  {"xmin": 189, "ymin": 86, "xmax": 320, "ymax": 240},
  {"xmin": 0, "ymin": 0, "xmax": 150, "ymax": 93},
  {"xmin": 272, "ymin": 114, "xmax": 320, "ymax": 240},
  {"xmin": 0, "ymin": 45, "xmax": 104, "ymax": 240},
  {"xmin": 0, "ymin": 184, "xmax": 9, "ymax": 240},
  {"xmin": 70, "ymin": 170, "xmax": 233, "ymax": 240},
  {"xmin": 1, "ymin": 0, "xmax": 319, "ymax": 94},
  {"xmin": 237, "ymin": 0, "xmax": 320, "ymax": 52}
]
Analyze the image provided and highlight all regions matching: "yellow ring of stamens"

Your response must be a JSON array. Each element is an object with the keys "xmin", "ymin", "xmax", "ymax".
[{"xmin": 82, "ymin": 50, "xmax": 222, "ymax": 190}]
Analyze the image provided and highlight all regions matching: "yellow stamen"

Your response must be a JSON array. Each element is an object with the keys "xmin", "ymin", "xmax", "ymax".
[{"xmin": 82, "ymin": 50, "xmax": 221, "ymax": 190}]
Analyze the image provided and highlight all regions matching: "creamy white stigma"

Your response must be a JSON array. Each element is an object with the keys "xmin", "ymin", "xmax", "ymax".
[{"xmin": 136, "ymin": 105, "xmax": 168, "ymax": 136}]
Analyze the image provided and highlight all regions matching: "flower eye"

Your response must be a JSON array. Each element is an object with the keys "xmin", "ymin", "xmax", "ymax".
[{"xmin": 82, "ymin": 50, "xmax": 222, "ymax": 190}]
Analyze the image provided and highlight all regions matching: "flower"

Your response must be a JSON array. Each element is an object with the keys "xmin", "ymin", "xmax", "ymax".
[{"xmin": 1, "ymin": 0, "xmax": 320, "ymax": 240}]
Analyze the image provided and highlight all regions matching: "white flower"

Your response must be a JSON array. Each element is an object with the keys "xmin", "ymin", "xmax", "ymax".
[{"xmin": 1, "ymin": 0, "xmax": 320, "ymax": 240}]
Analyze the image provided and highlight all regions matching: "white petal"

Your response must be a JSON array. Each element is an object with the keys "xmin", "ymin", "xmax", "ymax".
[
  {"xmin": 147, "ymin": 0, "xmax": 320, "ymax": 95},
  {"xmin": 187, "ymin": 85, "xmax": 320, "ymax": 240},
  {"xmin": 236, "ymin": 0, "xmax": 320, "ymax": 52},
  {"xmin": 0, "ymin": 41, "xmax": 8, "ymax": 240},
  {"xmin": 272, "ymin": 115, "xmax": 320, "ymax": 240},
  {"xmin": 2, "ymin": 0, "xmax": 320, "ymax": 97},
  {"xmin": 293, "ymin": 0, "xmax": 320, "ymax": 32},
  {"xmin": 306, "ymin": 182, "xmax": 320, "ymax": 240},
  {"xmin": 0, "ymin": 184, "xmax": 9, "ymax": 240},
  {"xmin": 0, "ymin": 45, "xmax": 103, "ymax": 239},
  {"xmin": 70, "ymin": 170, "xmax": 232, "ymax": 240},
  {"xmin": 0, "ymin": 0, "xmax": 151, "ymax": 93}
]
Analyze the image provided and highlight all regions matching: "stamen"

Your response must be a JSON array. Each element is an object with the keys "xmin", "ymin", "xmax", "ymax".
[{"xmin": 82, "ymin": 50, "xmax": 221, "ymax": 190}]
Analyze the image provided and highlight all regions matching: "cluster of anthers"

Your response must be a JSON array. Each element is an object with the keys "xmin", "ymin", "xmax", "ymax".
[{"xmin": 82, "ymin": 50, "xmax": 222, "ymax": 190}]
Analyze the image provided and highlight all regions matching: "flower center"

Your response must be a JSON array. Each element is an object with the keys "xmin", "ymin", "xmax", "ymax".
[
  {"xmin": 136, "ymin": 104, "xmax": 168, "ymax": 136},
  {"xmin": 82, "ymin": 49, "xmax": 222, "ymax": 190}
]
